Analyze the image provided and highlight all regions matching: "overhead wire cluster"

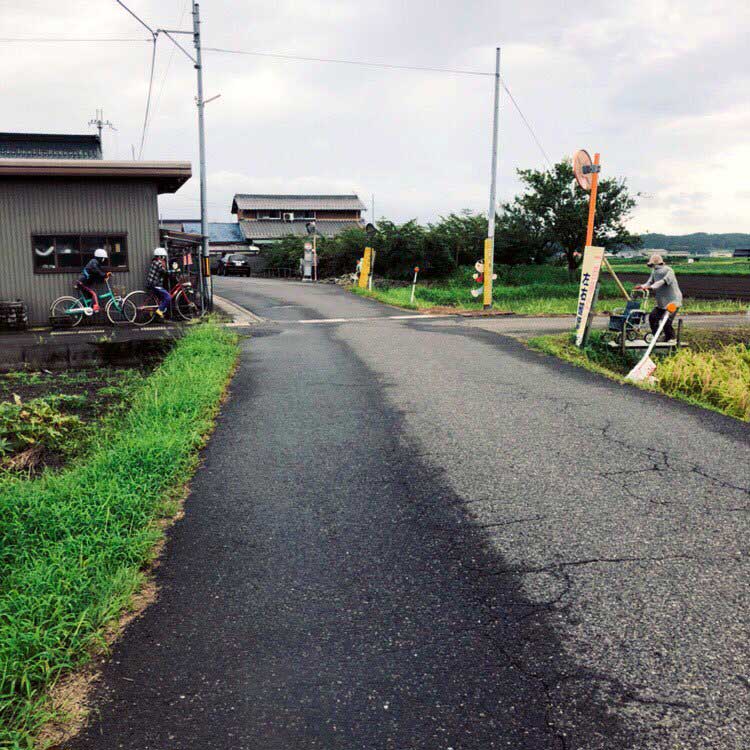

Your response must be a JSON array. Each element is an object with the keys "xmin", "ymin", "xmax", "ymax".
[{"xmin": 2, "ymin": 6, "xmax": 554, "ymax": 171}]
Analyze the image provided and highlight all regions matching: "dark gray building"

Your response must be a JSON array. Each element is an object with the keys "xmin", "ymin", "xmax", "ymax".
[{"xmin": 0, "ymin": 159, "xmax": 191, "ymax": 325}]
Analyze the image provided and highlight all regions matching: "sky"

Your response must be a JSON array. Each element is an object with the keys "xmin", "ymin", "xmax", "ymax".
[{"xmin": 2, "ymin": 0, "xmax": 749, "ymax": 235}]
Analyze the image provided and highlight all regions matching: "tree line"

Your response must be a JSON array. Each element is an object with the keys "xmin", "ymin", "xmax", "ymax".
[{"xmin": 263, "ymin": 159, "xmax": 641, "ymax": 279}]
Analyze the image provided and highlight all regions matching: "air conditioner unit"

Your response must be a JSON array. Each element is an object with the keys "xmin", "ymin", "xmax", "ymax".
[{"xmin": 283, "ymin": 212, "xmax": 294, "ymax": 222}]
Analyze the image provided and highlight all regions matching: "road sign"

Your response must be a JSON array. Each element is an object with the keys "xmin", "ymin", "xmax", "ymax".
[{"xmin": 575, "ymin": 246, "xmax": 605, "ymax": 347}]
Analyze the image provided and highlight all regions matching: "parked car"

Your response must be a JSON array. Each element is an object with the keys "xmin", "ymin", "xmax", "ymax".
[{"xmin": 217, "ymin": 253, "xmax": 252, "ymax": 277}]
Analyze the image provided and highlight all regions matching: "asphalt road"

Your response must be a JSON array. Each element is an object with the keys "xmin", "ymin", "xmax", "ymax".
[{"xmin": 71, "ymin": 278, "xmax": 749, "ymax": 749}]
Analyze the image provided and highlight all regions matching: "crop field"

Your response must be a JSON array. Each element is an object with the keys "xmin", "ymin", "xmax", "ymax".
[{"xmin": 607, "ymin": 257, "xmax": 750, "ymax": 275}]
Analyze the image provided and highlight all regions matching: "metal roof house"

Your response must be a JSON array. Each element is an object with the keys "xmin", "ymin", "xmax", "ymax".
[
  {"xmin": 0, "ymin": 132, "xmax": 102, "ymax": 160},
  {"xmin": 0, "ymin": 157, "xmax": 192, "ymax": 325},
  {"xmin": 232, "ymin": 193, "xmax": 366, "ymax": 243}
]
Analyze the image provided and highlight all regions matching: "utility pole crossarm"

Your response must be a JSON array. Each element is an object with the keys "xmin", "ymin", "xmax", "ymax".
[{"xmin": 159, "ymin": 29, "xmax": 196, "ymax": 62}]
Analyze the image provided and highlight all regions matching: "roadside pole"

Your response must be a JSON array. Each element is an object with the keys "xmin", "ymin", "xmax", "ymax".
[
  {"xmin": 484, "ymin": 47, "xmax": 501, "ymax": 310},
  {"xmin": 192, "ymin": 2, "xmax": 212, "ymax": 310},
  {"xmin": 410, "ymin": 266, "xmax": 419, "ymax": 305}
]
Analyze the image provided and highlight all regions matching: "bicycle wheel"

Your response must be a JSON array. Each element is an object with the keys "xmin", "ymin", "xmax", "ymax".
[
  {"xmin": 124, "ymin": 290, "xmax": 158, "ymax": 327},
  {"xmin": 173, "ymin": 287, "xmax": 202, "ymax": 321},
  {"xmin": 106, "ymin": 297, "xmax": 136, "ymax": 326},
  {"xmin": 50, "ymin": 296, "xmax": 85, "ymax": 328}
]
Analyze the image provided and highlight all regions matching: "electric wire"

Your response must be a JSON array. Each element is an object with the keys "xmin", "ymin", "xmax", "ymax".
[
  {"xmin": 151, "ymin": 0, "xmax": 191, "ymax": 135},
  {"xmin": 138, "ymin": 36, "xmax": 159, "ymax": 159},
  {"xmin": 499, "ymin": 82, "xmax": 553, "ymax": 169},
  {"xmin": 204, "ymin": 46, "xmax": 555, "ymax": 169},
  {"xmin": 3, "ymin": 28, "xmax": 556, "ymax": 171},
  {"xmin": 0, "ymin": 37, "xmax": 151, "ymax": 42},
  {"xmin": 203, "ymin": 46, "xmax": 495, "ymax": 78},
  {"xmin": 113, "ymin": 0, "xmax": 156, "ymax": 36}
]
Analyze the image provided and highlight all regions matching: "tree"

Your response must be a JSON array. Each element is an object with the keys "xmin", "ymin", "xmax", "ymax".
[
  {"xmin": 427, "ymin": 210, "xmax": 486, "ymax": 267},
  {"xmin": 496, "ymin": 159, "xmax": 642, "ymax": 271}
]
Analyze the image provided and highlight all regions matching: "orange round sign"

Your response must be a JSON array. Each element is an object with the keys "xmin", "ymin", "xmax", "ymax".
[{"xmin": 573, "ymin": 149, "xmax": 593, "ymax": 191}]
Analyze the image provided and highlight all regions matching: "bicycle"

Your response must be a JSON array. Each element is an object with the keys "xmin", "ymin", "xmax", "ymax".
[
  {"xmin": 124, "ymin": 271, "xmax": 203, "ymax": 326},
  {"xmin": 49, "ymin": 274, "xmax": 135, "ymax": 327}
]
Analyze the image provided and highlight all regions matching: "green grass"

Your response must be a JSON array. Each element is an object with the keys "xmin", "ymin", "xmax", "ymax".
[
  {"xmin": 607, "ymin": 258, "xmax": 750, "ymax": 275},
  {"xmin": 0, "ymin": 321, "xmax": 239, "ymax": 747},
  {"xmin": 528, "ymin": 329, "xmax": 750, "ymax": 420},
  {"xmin": 353, "ymin": 265, "xmax": 747, "ymax": 315}
]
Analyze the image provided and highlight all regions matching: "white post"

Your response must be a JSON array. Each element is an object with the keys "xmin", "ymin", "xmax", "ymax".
[{"xmin": 410, "ymin": 267, "xmax": 419, "ymax": 305}]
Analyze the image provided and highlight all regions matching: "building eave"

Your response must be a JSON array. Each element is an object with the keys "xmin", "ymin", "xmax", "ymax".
[{"xmin": 0, "ymin": 159, "xmax": 192, "ymax": 194}]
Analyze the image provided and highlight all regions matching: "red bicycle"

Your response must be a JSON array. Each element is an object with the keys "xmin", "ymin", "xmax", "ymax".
[{"xmin": 124, "ymin": 272, "xmax": 203, "ymax": 326}]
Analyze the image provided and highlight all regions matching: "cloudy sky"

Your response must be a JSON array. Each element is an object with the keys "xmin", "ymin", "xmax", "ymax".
[{"xmin": 2, "ymin": 0, "xmax": 749, "ymax": 234}]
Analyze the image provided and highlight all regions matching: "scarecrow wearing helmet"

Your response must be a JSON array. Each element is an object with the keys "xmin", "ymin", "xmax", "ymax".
[{"xmin": 470, "ymin": 259, "xmax": 497, "ymax": 298}]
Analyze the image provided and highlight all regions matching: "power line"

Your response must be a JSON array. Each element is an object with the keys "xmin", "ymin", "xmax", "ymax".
[
  {"xmin": 499, "ymin": 81, "xmax": 554, "ymax": 169},
  {"xmin": 113, "ymin": 0, "xmax": 156, "ymax": 36},
  {"xmin": 203, "ymin": 47, "xmax": 496, "ymax": 78},
  {"xmin": 0, "ymin": 37, "xmax": 151, "ymax": 42},
  {"xmin": 151, "ymin": 0, "xmax": 191, "ymax": 121},
  {"xmin": 138, "ymin": 37, "xmax": 159, "ymax": 159},
  {"xmin": 204, "ymin": 46, "xmax": 555, "ymax": 168}
]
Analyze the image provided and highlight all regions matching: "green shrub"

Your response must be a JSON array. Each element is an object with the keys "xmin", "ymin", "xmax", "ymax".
[{"xmin": 0, "ymin": 396, "xmax": 85, "ymax": 457}]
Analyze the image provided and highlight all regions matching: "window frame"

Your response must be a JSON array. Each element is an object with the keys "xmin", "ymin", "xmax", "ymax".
[{"xmin": 31, "ymin": 232, "xmax": 129, "ymax": 274}]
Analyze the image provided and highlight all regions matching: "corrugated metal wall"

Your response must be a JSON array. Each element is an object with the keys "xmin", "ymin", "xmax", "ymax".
[{"xmin": 0, "ymin": 179, "xmax": 160, "ymax": 324}]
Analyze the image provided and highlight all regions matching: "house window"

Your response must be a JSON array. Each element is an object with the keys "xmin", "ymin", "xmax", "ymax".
[
  {"xmin": 258, "ymin": 210, "xmax": 281, "ymax": 219},
  {"xmin": 32, "ymin": 234, "xmax": 128, "ymax": 273}
]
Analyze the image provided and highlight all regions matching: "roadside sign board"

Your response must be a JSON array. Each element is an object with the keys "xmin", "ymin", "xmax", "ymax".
[{"xmin": 575, "ymin": 245, "xmax": 605, "ymax": 347}]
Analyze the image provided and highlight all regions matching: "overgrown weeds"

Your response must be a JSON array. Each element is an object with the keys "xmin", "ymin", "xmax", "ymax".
[
  {"xmin": 0, "ymin": 322, "xmax": 239, "ymax": 747},
  {"xmin": 528, "ymin": 328, "xmax": 750, "ymax": 421}
]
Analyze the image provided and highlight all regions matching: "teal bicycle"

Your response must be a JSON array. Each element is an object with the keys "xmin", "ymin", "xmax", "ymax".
[{"xmin": 49, "ymin": 273, "xmax": 135, "ymax": 327}]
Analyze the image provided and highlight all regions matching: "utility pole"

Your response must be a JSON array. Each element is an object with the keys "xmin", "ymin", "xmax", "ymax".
[
  {"xmin": 483, "ymin": 47, "xmax": 501, "ymax": 310},
  {"xmin": 88, "ymin": 109, "xmax": 116, "ymax": 156},
  {"xmin": 371, "ymin": 194, "xmax": 375, "ymax": 223},
  {"xmin": 192, "ymin": 2, "xmax": 211, "ymax": 309}
]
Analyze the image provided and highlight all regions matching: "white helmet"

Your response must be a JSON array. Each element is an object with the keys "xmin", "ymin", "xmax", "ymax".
[
  {"xmin": 153, "ymin": 247, "xmax": 168, "ymax": 257},
  {"xmin": 94, "ymin": 248, "xmax": 108, "ymax": 259}
]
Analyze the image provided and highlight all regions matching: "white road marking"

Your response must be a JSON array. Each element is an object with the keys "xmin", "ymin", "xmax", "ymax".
[{"xmin": 295, "ymin": 314, "xmax": 454, "ymax": 324}]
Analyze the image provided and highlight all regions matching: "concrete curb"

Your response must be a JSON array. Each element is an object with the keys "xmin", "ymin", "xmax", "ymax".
[{"xmin": 213, "ymin": 295, "xmax": 264, "ymax": 326}]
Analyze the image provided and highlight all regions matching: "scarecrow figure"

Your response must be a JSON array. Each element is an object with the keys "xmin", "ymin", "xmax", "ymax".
[{"xmin": 471, "ymin": 259, "xmax": 497, "ymax": 298}]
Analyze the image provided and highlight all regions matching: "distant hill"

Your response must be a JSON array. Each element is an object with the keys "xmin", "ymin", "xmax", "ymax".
[{"xmin": 641, "ymin": 233, "xmax": 750, "ymax": 252}]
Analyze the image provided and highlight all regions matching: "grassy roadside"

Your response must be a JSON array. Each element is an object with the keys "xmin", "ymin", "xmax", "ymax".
[
  {"xmin": 527, "ymin": 329, "xmax": 750, "ymax": 421},
  {"xmin": 353, "ymin": 284, "xmax": 747, "ymax": 316},
  {"xmin": 0, "ymin": 321, "xmax": 239, "ymax": 747}
]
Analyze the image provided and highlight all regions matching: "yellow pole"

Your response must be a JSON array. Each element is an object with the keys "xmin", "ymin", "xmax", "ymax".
[{"xmin": 483, "ymin": 238, "xmax": 493, "ymax": 308}]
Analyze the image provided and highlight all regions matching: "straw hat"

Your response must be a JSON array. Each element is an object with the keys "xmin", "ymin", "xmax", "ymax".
[{"xmin": 647, "ymin": 253, "xmax": 665, "ymax": 267}]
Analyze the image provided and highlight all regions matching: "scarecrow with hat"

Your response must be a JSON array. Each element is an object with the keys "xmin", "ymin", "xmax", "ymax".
[{"xmin": 634, "ymin": 253, "xmax": 683, "ymax": 343}]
